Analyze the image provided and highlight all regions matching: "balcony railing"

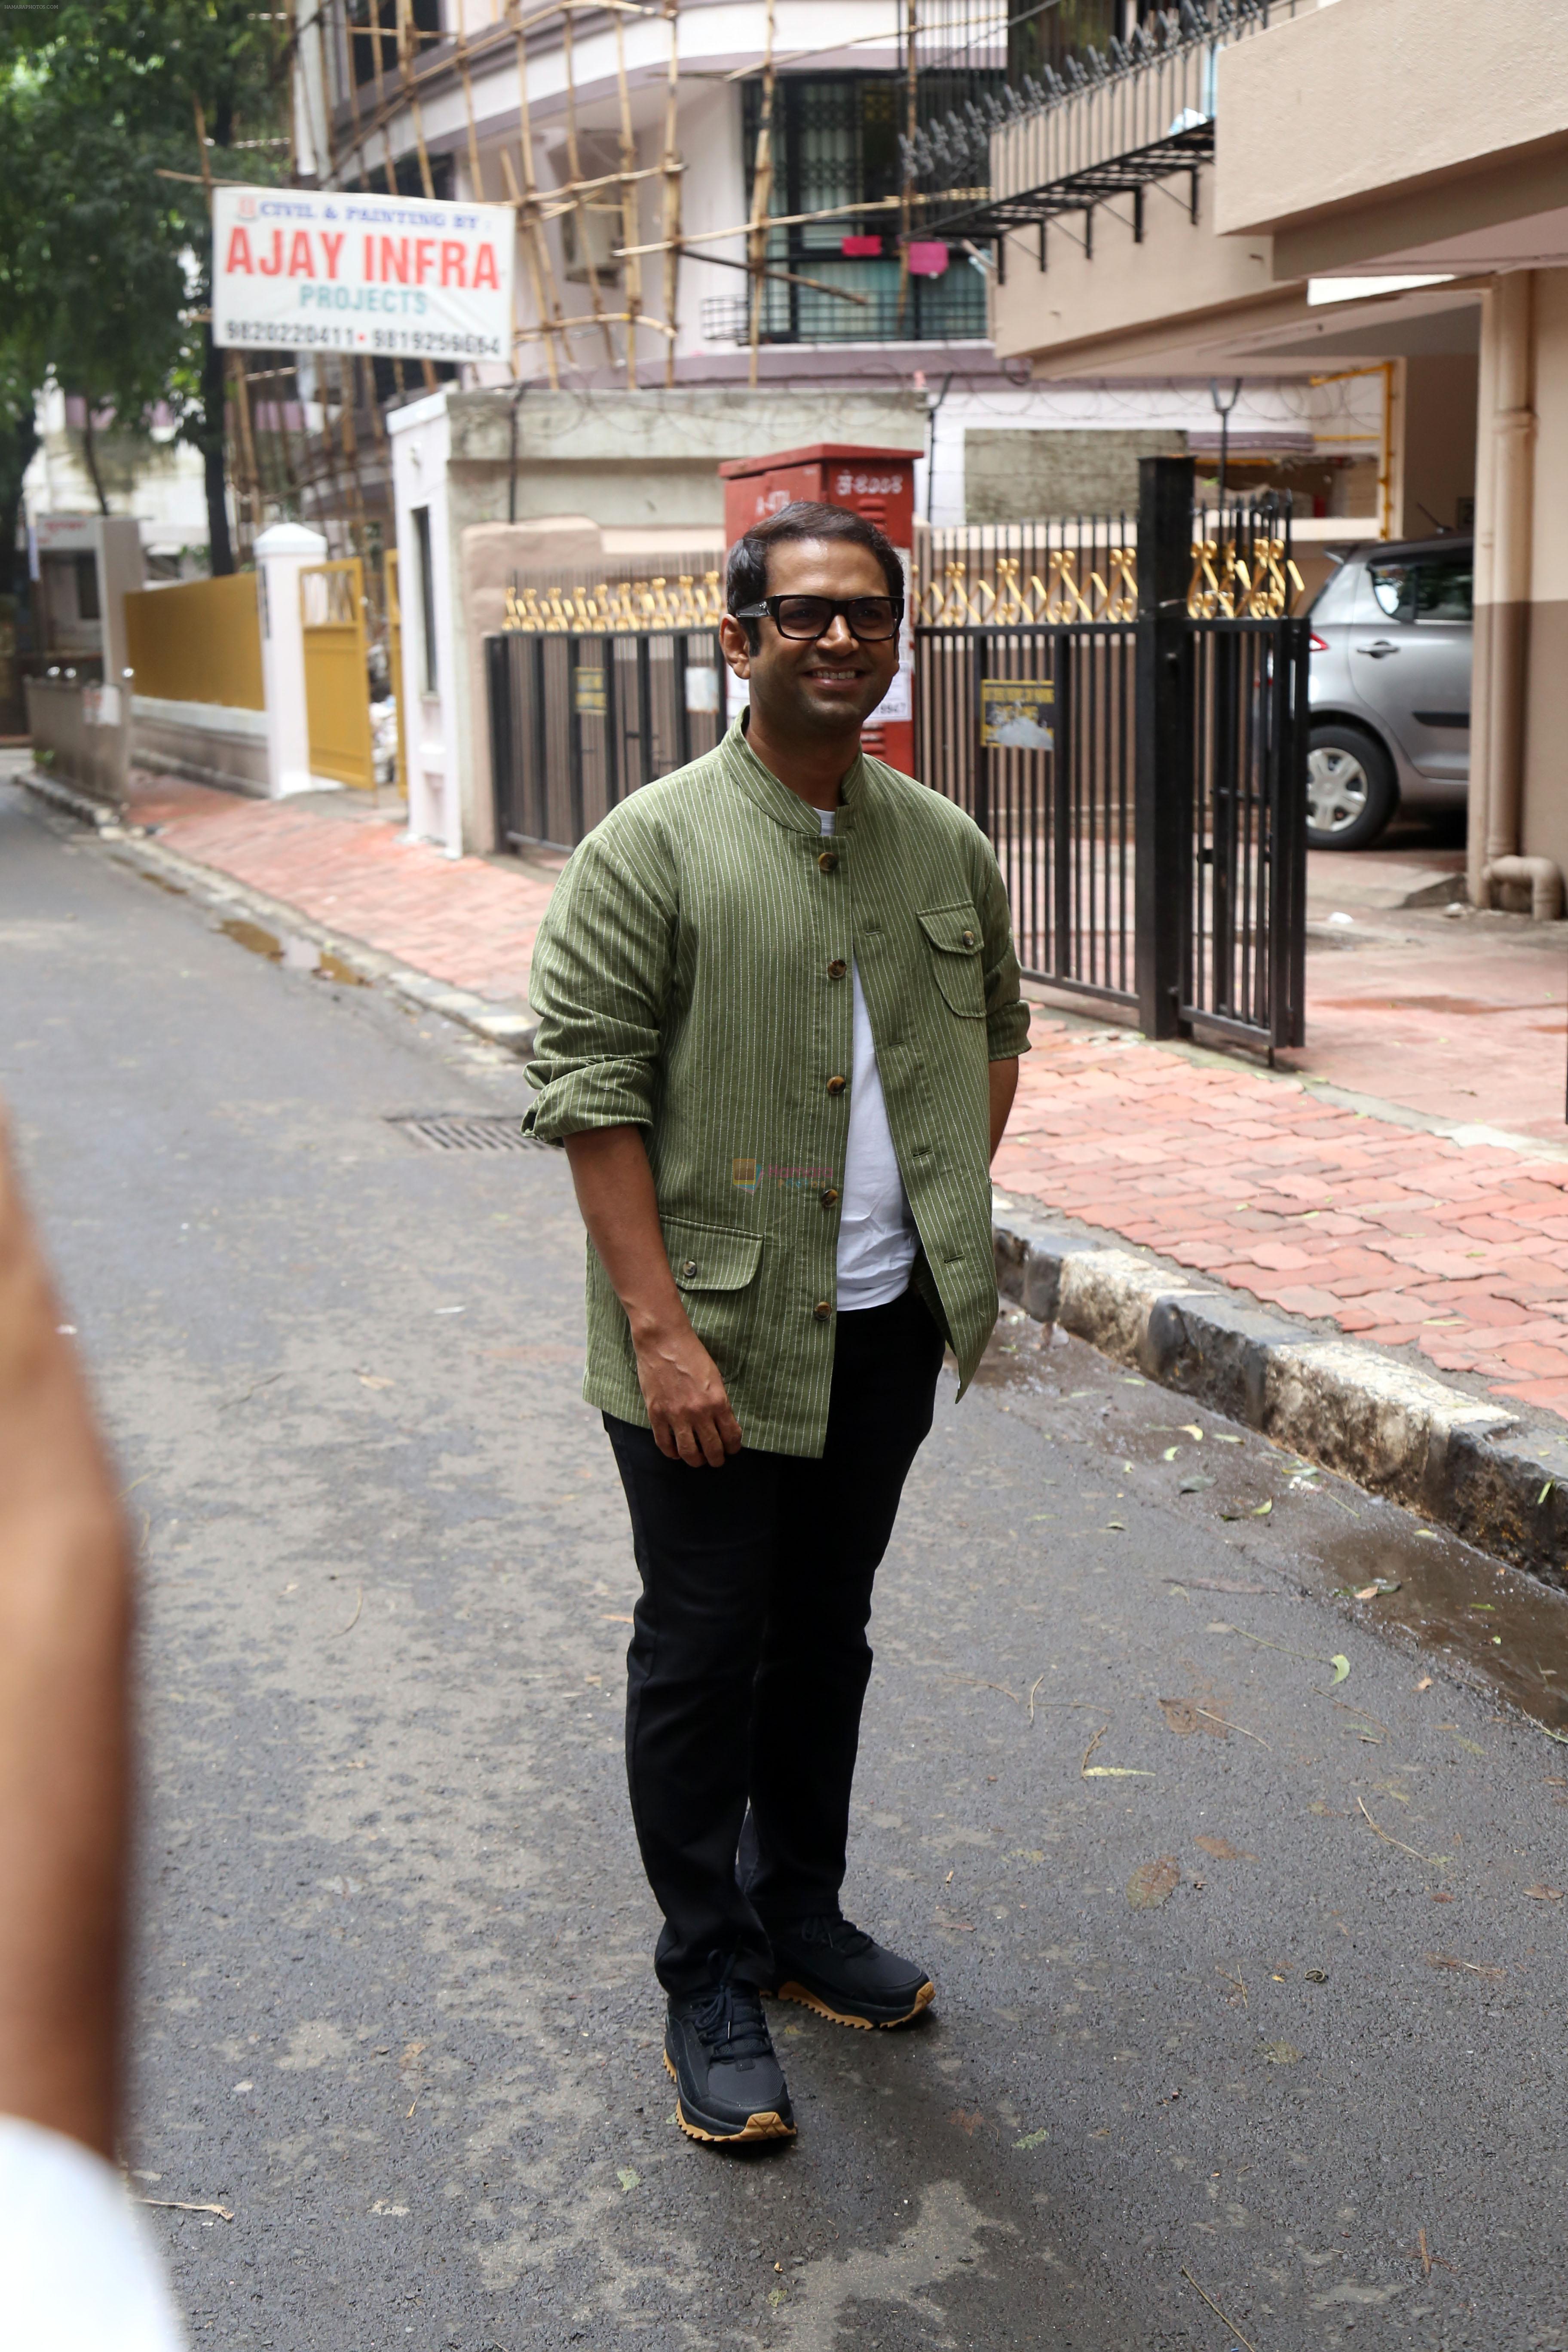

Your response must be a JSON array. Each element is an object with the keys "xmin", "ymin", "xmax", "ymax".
[
  {"xmin": 701, "ymin": 267, "xmax": 989, "ymax": 348},
  {"xmin": 906, "ymin": 0, "xmax": 1309, "ymax": 242}
]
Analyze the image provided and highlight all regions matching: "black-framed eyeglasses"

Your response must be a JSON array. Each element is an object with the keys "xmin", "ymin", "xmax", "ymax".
[{"xmin": 731, "ymin": 594, "xmax": 903, "ymax": 642}]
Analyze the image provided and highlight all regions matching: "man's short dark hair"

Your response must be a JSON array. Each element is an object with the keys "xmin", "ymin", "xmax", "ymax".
[{"xmin": 726, "ymin": 500, "xmax": 905, "ymax": 647}]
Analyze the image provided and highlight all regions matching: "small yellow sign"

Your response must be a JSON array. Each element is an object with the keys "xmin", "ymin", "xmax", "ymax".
[
  {"xmin": 980, "ymin": 678, "xmax": 1054, "ymax": 750},
  {"xmin": 574, "ymin": 665, "xmax": 606, "ymax": 716}
]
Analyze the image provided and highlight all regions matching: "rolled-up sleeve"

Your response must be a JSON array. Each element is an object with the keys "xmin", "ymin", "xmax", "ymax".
[
  {"xmin": 975, "ymin": 840, "xmax": 1032, "ymax": 1062},
  {"xmin": 523, "ymin": 824, "xmax": 677, "ymax": 1141}
]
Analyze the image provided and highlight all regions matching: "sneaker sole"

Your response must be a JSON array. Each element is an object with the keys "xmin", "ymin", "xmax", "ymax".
[
  {"xmin": 772, "ymin": 1977, "xmax": 936, "ymax": 2031},
  {"xmin": 662, "ymin": 2049, "xmax": 796, "ymax": 2144}
]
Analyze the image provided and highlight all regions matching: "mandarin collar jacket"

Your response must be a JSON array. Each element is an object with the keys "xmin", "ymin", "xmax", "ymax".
[{"xmin": 524, "ymin": 717, "xmax": 1030, "ymax": 1458}]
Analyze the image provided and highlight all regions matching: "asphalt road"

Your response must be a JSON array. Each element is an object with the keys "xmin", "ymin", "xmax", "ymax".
[{"xmin": 5, "ymin": 778, "xmax": 1568, "ymax": 2352}]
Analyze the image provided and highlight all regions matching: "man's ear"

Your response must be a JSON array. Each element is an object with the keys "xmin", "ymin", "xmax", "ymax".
[{"xmin": 718, "ymin": 614, "xmax": 752, "ymax": 678}]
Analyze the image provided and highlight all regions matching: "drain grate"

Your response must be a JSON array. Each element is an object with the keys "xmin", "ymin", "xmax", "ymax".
[{"xmin": 387, "ymin": 1113, "xmax": 550, "ymax": 1153}]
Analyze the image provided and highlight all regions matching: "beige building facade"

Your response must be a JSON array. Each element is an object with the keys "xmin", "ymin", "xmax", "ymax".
[{"xmin": 980, "ymin": 0, "xmax": 1568, "ymax": 905}]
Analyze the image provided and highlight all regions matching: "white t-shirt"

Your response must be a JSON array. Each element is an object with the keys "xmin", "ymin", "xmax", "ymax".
[
  {"xmin": 819, "ymin": 809, "xmax": 919, "ymax": 1310},
  {"xmin": 0, "ymin": 2115, "xmax": 189, "ymax": 2350}
]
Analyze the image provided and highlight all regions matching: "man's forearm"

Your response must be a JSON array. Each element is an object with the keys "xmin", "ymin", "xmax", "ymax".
[
  {"xmin": 989, "ymin": 1057, "xmax": 1020, "ymax": 1161},
  {"xmin": 562, "ymin": 1124, "xmax": 686, "ymax": 1339},
  {"xmin": 0, "ymin": 1127, "xmax": 131, "ymax": 2159},
  {"xmin": 562, "ymin": 1125, "xmax": 743, "ymax": 1464}
]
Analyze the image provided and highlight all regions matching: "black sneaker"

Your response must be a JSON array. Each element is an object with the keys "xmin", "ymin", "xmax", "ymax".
[
  {"xmin": 765, "ymin": 1914, "xmax": 935, "ymax": 2030},
  {"xmin": 664, "ymin": 1980, "xmax": 796, "ymax": 2144}
]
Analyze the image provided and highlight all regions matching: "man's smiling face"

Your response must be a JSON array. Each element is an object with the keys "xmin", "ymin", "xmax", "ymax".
[{"xmin": 720, "ymin": 537, "xmax": 901, "ymax": 741}]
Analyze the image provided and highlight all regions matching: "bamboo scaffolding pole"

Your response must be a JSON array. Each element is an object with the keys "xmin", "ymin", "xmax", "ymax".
[
  {"xmin": 193, "ymin": 96, "xmax": 261, "ymax": 556},
  {"xmin": 897, "ymin": 0, "xmax": 916, "ymax": 331},
  {"xmin": 686, "ymin": 247, "xmax": 869, "ymax": 304},
  {"xmin": 560, "ymin": 12, "xmax": 619, "ymax": 368},
  {"xmin": 616, "ymin": 185, "xmax": 974, "ymax": 260},
  {"xmin": 505, "ymin": 2, "xmax": 566, "ymax": 386},
  {"xmin": 661, "ymin": 0, "xmax": 681, "ymax": 387},
  {"xmin": 395, "ymin": 0, "xmax": 437, "ymax": 197},
  {"xmin": 745, "ymin": 0, "xmax": 775, "ymax": 386},
  {"xmin": 499, "ymin": 149, "xmax": 561, "ymax": 387},
  {"xmin": 613, "ymin": 9, "xmax": 642, "ymax": 389}
]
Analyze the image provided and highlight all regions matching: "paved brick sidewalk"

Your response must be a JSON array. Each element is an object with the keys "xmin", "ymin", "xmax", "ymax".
[
  {"xmin": 116, "ymin": 769, "xmax": 1568, "ymax": 1422},
  {"xmin": 993, "ymin": 1022, "xmax": 1568, "ymax": 1421},
  {"xmin": 127, "ymin": 771, "xmax": 558, "ymax": 1004}
]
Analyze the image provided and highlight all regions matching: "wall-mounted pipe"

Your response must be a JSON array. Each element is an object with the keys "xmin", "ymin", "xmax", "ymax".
[{"xmin": 1480, "ymin": 854, "xmax": 1563, "ymax": 923}]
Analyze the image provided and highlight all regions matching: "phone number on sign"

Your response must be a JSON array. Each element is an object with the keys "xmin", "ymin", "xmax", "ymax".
[{"xmin": 221, "ymin": 318, "xmax": 502, "ymax": 357}]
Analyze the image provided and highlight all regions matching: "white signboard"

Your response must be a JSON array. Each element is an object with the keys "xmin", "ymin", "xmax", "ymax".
[{"xmin": 212, "ymin": 185, "xmax": 514, "ymax": 364}]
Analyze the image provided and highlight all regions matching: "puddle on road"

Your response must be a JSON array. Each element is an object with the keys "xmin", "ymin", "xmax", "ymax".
[
  {"xmin": 977, "ymin": 1307, "xmax": 1568, "ymax": 1741},
  {"xmin": 217, "ymin": 916, "xmax": 366, "ymax": 986}
]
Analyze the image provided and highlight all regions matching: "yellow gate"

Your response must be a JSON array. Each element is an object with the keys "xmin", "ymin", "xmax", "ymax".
[
  {"xmin": 300, "ymin": 558, "xmax": 375, "ymax": 791},
  {"xmin": 385, "ymin": 546, "xmax": 408, "ymax": 799}
]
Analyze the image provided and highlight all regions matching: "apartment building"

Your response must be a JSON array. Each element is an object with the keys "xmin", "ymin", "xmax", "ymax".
[
  {"xmin": 293, "ymin": 0, "xmax": 1373, "ymax": 528},
  {"xmin": 955, "ymin": 0, "xmax": 1568, "ymax": 902}
]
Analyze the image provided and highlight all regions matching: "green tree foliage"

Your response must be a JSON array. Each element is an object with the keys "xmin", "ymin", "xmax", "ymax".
[{"xmin": 0, "ymin": 2, "xmax": 285, "ymax": 569}]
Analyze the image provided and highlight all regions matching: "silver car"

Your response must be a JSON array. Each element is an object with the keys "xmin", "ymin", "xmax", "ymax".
[{"xmin": 1306, "ymin": 535, "xmax": 1472, "ymax": 849}]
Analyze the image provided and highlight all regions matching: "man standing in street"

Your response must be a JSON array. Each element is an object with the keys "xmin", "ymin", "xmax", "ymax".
[{"xmin": 524, "ymin": 500, "xmax": 1028, "ymax": 2145}]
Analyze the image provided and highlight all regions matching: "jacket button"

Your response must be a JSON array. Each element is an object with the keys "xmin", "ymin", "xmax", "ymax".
[
  {"xmin": 962, "ymin": 928, "xmax": 975, "ymax": 947},
  {"xmin": 820, "ymin": 1186, "xmax": 839, "ymax": 1207},
  {"xmin": 817, "ymin": 849, "xmax": 838, "ymax": 873},
  {"xmin": 814, "ymin": 1300, "xmax": 833, "ymax": 1320},
  {"xmin": 826, "ymin": 1074, "xmax": 846, "ymax": 1096},
  {"xmin": 682, "ymin": 1259, "xmax": 698, "ymax": 1277},
  {"xmin": 827, "ymin": 958, "xmax": 847, "ymax": 979}
]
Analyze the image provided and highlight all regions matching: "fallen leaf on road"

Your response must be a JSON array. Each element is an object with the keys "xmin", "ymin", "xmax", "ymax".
[
  {"xmin": 949, "ymin": 2108, "xmax": 984, "ymax": 2135},
  {"xmin": 1162, "ymin": 1445, "xmax": 1180, "ymax": 1461},
  {"xmin": 617, "ymin": 2168, "xmax": 640, "ymax": 2192},
  {"xmin": 1195, "ymin": 1836, "xmax": 1256, "ymax": 1862},
  {"xmin": 1126, "ymin": 1857, "xmax": 1180, "ymax": 1908},
  {"xmin": 1084, "ymin": 1766, "xmax": 1155, "ymax": 1777},
  {"xmin": 356, "ymin": 1373, "xmax": 395, "ymax": 1390},
  {"xmin": 1181, "ymin": 1424, "xmax": 1204, "ymax": 1441},
  {"xmin": 1178, "ymin": 1475, "xmax": 1215, "ymax": 1494},
  {"xmin": 1304, "ymin": 1968, "xmax": 1328, "ymax": 1983},
  {"xmin": 1103, "ymin": 1519, "xmax": 1127, "ymax": 1530},
  {"xmin": 1329, "ymin": 1655, "xmax": 1351, "ymax": 1684},
  {"xmin": 1416, "ymin": 1675, "xmax": 1433, "ymax": 1691},
  {"xmin": 1426, "ymin": 1952, "xmax": 1504, "ymax": 1980},
  {"xmin": 1453, "ymin": 1736, "xmax": 1486, "ymax": 1758},
  {"xmin": 1524, "ymin": 1885, "xmax": 1564, "ymax": 1901},
  {"xmin": 1335, "ymin": 1580, "xmax": 1400, "ymax": 1600},
  {"xmin": 1262, "ymin": 2040, "xmax": 1302, "ymax": 2065},
  {"xmin": 1013, "ymin": 2128, "xmax": 1049, "ymax": 2150},
  {"xmin": 1158, "ymin": 1697, "xmax": 1220, "ymax": 1739}
]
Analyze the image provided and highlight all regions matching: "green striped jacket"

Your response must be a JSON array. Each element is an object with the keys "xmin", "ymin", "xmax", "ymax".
[{"xmin": 524, "ymin": 717, "xmax": 1031, "ymax": 1456}]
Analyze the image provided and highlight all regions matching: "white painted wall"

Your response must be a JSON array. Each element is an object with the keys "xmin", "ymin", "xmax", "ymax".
[{"xmin": 388, "ymin": 392, "xmax": 462, "ymax": 855}]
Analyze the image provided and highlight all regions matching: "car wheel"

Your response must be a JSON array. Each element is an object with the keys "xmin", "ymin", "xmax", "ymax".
[{"xmin": 1306, "ymin": 724, "xmax": 1398, "ymax": 851}]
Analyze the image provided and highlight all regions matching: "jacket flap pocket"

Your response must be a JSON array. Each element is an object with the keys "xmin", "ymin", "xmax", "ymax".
[
  {"xmin": 918, "ymin": 903, "xmax": 982, "ymax": 957},
  {"xmin": 664, "ymin": 1219, "xmax": 765, "ymax": 1293}
]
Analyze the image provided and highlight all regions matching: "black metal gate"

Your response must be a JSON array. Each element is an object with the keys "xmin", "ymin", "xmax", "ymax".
[
  {"xmin": 914, "ymin": 458, "xmax": 1308, "ymax": 1055},
  {"xmin": 486, "ymin": 569, "xmax": 726, "ymax": 854}
]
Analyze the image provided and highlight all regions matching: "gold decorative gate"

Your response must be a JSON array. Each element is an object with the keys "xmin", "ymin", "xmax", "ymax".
[{"xmin": 300, "ymin": 558, "xmax": 374, "ymax": 792}]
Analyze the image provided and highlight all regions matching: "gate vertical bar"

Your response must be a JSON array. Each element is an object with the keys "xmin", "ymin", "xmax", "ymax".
[{"xmin": 1135, "ymin": 456, "xmax": 1195, "ymax": 1038}]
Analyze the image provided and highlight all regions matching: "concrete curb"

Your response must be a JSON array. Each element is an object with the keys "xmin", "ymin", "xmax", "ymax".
[
  {"xmin": 993, "ymin": 1199, "xmax": 1568, "ymax": 1586},
  {"xmin": 18, "ymin": 768, "xmax": 538, "ymax": 1060}
]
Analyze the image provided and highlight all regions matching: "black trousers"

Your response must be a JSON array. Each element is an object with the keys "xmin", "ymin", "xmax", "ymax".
[{"xmin": 604, "ymin": 1286, "xmax": 945, "ymax": 1996}]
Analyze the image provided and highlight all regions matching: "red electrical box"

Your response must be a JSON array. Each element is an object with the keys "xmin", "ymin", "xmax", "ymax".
[{"xmin": 718, "ymin": 442, "xmax": 920, "ymax": 775}]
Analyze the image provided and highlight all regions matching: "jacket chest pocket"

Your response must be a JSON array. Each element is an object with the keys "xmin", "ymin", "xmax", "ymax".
[{"xmin": 917, "ymin": 903, "xmax": 985, "ymax": 1018}]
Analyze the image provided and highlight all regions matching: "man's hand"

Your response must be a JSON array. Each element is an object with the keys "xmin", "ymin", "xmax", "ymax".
[
  {"xmin": 563, "ymin": 1125, "xmax": 744, "ymax": 1467},
  {"xmin": 630, "ymin": 1310, "xmax": 744, "ymax": 1467}
]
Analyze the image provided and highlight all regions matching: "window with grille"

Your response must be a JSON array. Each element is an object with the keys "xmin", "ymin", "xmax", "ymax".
[{"xmin": 738, "ymin": 76, "xmax": 989, "ymax": 345}]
